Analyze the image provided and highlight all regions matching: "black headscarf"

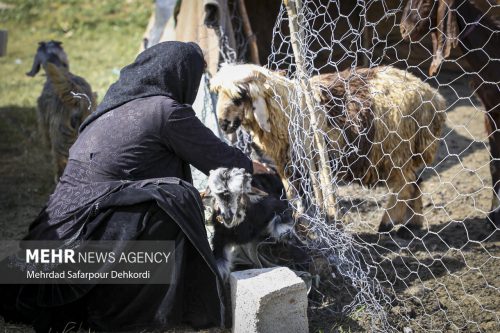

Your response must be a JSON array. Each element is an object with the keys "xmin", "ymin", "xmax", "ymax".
[{"xmin": 79, "ymin": 41, "xmax": 205, "ymax": 133}]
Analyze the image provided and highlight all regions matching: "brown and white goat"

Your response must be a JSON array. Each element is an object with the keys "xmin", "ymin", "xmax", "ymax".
[
  {"xmin": 400, "ymin": 0, "xmax": 500, "ymax": 224},
  {"xmin": 211, "ymin": 64, "xmax": 446, "ymax": 232},
  {"xmin": 27, "ymin": 41, "xmax": 95, "ymax": 182}
]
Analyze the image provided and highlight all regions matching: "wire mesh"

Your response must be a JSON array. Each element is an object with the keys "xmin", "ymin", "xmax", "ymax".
[{"xmin": 260, "ymin": 0, "xmax": 500, "ymax": 332}]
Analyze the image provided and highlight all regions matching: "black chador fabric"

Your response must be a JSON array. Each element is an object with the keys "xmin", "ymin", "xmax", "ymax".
[{"xmin": 0, "ymin": 41, "xmax": 252, "ymax": 332}]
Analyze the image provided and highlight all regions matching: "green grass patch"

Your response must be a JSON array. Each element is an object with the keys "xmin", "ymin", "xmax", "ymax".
[
  {"xmin": 0, "ymin": 0, "xmax": 151, "ymax": 108},
  {"xmin": 0, "ymin": 1, "xmax": 152, "ymax": 244}
]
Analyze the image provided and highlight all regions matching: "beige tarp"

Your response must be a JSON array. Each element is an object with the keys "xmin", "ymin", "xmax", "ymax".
[{"xmin": 142, "ymin": 0, "xmax": 236, "ymax": 75}]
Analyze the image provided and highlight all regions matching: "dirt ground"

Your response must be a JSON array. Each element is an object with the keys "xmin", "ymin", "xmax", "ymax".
[
  {"xmin": 306, "ymin": 73, "xmax": 500, "ymax": 332},
  {"xmin": 0, "ymin": 73, "xmax": 498, "ymax": 333}
]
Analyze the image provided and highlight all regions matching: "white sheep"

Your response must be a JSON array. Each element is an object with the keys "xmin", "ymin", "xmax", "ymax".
[{"xmin": 211, "ymin": 64, "xmax": 446, "ymax": 232}]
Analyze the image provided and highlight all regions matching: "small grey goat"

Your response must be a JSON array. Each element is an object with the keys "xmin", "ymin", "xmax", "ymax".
[
  {"xmin": 205, "ymin": 167, "xmax": 294, "ymax": 280},
  {"xmin": 27, "ymin": 40, "xmax": 95, "ymax": 182}
]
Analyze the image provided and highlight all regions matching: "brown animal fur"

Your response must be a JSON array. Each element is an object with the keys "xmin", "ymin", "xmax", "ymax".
[
  {"xmin": 212, "ymin": 64, "xmax": 446, "ymax": 231},
  {"xmin": 37, "ymin": 63, "xmax": 95, "ymax": 181}
]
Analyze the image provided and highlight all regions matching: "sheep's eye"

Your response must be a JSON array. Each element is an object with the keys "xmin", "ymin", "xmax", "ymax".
[{"xmin": 233, "ymin": 98, "xmax": 244, "ymax": 106}]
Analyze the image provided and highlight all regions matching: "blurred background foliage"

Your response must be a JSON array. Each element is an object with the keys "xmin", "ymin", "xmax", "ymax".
[{"xmin": 0, "ymin": 0, "xmax": 151, "ymax": 106}]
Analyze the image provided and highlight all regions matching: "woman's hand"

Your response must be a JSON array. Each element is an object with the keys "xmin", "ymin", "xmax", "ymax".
[{"xmin": 252, "ymin": 160, "xmax": 276, "ymax": 174}]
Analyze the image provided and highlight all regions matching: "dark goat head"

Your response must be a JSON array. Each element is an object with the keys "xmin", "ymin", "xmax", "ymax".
[
  {"xmin": 401, "ymin": 0, "xmax": 459, "ymax": 76},
  {"xmin": 26, "ymin": 40, "xmax": 69, "ymax": 77},
  {"xmin": 207, "ymin": 168, "xmax": 268, "ymax": 228}
]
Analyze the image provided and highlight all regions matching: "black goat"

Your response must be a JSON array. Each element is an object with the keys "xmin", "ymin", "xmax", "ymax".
[{"xmin": 205, "ymin": 168, "xmax": 294, "ymax": 280}]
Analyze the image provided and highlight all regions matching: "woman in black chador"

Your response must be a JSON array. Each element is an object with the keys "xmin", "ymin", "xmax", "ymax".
[{"xmin": 0, "ymin": 41, "xmax": 267, "ymax": 332}]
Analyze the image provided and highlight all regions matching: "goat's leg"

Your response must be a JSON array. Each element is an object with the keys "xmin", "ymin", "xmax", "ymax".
[
  {"xmin": 402, "ymin": 181, "xmax": 424, "ymax": 236},
  {"xmin": 215, "ymin": 245, "xmax": 233, "ymax": 281},
  {"xmin": 211, "ymin": 232, "xmax": 233, "ymax": 281},
  {"xmin": 475, "ymin": 82, "xmax": 500, "ymax": 226},
  {"xmin": 486, "ymin": 123, "xmax": 500, "ymax": 226}
]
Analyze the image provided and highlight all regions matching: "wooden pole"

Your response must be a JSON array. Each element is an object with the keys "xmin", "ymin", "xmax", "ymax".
[
  {"xmin": 284, "ymin": 0, "xmax": 337, "ymax": 222},
  {"xmin": 238, "ymin": 0, "xmax": 261, "ymax": 65}
]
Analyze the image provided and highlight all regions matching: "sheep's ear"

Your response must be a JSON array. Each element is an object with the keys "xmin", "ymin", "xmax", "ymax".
[
  {"xmin": 252, "ymin": 96, "xmax": 271, "ymax": 133},
  {"xmin": 430, "ymin": 0, "xmax": 458, "ymax": 76},
  {"xmin": 248, "ymin": 187, "xmax": 269, "ymax": 203}
]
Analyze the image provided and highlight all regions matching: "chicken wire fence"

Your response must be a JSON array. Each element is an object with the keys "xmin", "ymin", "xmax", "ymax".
[{"xmin": 242, "ymin": 0, "xmax": 499, "ymax": 332}]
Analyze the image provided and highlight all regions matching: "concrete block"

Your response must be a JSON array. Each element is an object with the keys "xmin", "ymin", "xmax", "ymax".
[{"xmin": 230, "ymin": 267, "xmax": 309, "ymax": 333}]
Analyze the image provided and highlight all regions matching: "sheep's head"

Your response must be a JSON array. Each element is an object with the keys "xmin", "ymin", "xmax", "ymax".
[
  {"xmin": 211, "ymin": 64, "xmax": 272, "ymax": 134},
  {"xmin": 26, "ymin": 40, "xmax": 69, "ymax": 77},
  {"xmin": 207, "ymin": 167, "xmax": 268, "ymax": 228},
  {"xmin": 400, "ymin": 0, "xmax": 458, "ymax": 76}
]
